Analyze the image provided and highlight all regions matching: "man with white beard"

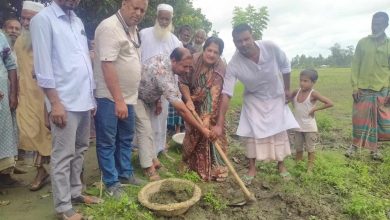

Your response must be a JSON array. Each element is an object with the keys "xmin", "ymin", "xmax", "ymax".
[
  {"xmin": 14, "ymin": 1, "xmax": 51, "ymax": 191},
  {"xmin": 138, "ymin": 3, "xmax": 182, "ymax": 179}
]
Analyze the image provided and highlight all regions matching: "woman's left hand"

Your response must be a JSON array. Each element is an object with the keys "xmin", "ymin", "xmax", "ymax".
[{"xmin": 191, "ymin": 88, "xmax": 206, "ymax": 102}]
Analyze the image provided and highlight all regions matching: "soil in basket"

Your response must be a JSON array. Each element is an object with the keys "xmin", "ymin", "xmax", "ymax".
[{"xmin": 150, "ymin": 181, "xmax": 194, "ymax": 204}]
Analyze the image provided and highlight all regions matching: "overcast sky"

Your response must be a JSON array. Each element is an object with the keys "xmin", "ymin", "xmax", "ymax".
[{"xmin": 192, "ymin": 0, "xmax": 389, "ymax": 62}]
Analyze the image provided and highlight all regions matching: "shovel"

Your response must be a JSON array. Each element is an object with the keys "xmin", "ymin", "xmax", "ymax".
[{"xmin": 189, "ymin": 108, "xmax": 256, "ymax": 205}]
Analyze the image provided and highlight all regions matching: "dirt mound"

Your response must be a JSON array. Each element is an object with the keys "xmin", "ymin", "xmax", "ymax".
[{"xmin": 150, "ymin": 180, "xmax": 194, "ymax": 204}]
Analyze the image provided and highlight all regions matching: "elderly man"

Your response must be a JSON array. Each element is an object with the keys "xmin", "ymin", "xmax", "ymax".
[
  {"xmin": 346, "ymin": 12, "xmax": 390, "ymax": 161},
  {"xmin": 136, "ymin": 47, "xmax": 211, "ymax": 181},
  {"xmin": 213, "ymin": 24, "xmax": 299, "ymax": 184},
  {"xmin": 94, "ymin": 0, "xmax": 148, "ymax": 199},
  {"xmin": 31, "ymin": 0, "xmax": 101, "ymax": 219},
  {"xmin": 192, "ymin": 29, "xmax": 207, "ymax": 53},
  {"xmin": 177, "ymin": 25, "xmax": 194, "ymax": 53},
  {"xmin": 0, "ymin": 32, "xmax": 18, "ymax": 188},
  {"xmin": 2, "ymin": 17, "xmax": 21, "ymax": 49},
  {"xmin": 15, "ymin": 1, "xmax": 51, "ymax": 191},
  {"xmin": 139, "ymin": 3, "xmax": 182, "ymax": 163}
]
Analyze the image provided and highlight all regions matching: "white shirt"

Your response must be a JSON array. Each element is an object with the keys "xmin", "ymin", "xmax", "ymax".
[
  {"xmin": 30, "ymin": 2, "xmax": 95, "ymax": 112},
  {"xmin": 223, "ymin": 40, "xmax": 299, "ymax": 138},
  {"xmin": 139, "ymin": 27, "xmax": 182, "ymax": 63},
  {"xmin": 293, "ymin": 89, "xmax": 318, "ymax": 132}
]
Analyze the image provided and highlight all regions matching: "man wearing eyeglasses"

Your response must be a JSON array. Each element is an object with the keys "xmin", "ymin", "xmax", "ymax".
[
  {"xmin": 94, "ymin": 0, "xmax": 148, "ymax": 199},
  {"xmin": 347, "ymin": 12, "xmax": 390, "ymax": 161}
]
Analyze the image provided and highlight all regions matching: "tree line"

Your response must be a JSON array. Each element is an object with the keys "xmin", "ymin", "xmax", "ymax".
[
  {"xmin": 291, "ymin": 43, "xmax": 355, "ymax": 68},
  {"xmin": 1, "ymin": 0, "xmax": 212, "ymax": 40}
]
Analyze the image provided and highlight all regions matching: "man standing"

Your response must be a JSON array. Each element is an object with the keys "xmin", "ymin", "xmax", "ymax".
[
  {"xmin": 177, "ymin": 25, "xmax": 194, "ymax": 53},
  {"xmin": 136, "ymin": 48, "xmax": 211, "ymax": 181},
  {"xmin": 0, "ymin": 32, "xmax": 19, "ymax": 187},
  {"xmin": 212, "ymin": 24, "xmax": 298, "ymax": 184},
  {"xmin": 2, "ymin": 17, "xmax": 21, "ymax": 49},
  {"xmin": 192, "ymin": 29, "xmax": 207, "ymax": 53},
  {"xmin": 94, "ymin": 0, "xmax": 148, "ymax": 199},
  {"xmin": 2, "ymin": 17, "xmax": 21, "ymax": 164},
  {"xmin": 15, "ymin": 1, "xmax": 50, "ymax": 191},
  {"xmin": 139, "ymin": 3, "xmax": 182, "ymax": 160},
  {"xmin": 31, "ymin": 1, "xmax": 101, "ymax": 219},
  {"xmin": 347, "ymin": 12, "xmax": 390, "ymax": 160}
]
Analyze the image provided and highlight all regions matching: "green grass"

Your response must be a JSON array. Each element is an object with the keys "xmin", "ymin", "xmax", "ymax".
[
  {"xmin": 84, "ymin": 68, "xmax": 389, "ymax": 219},
  {"xmin": 231, "ymin": 68, "xmax": 389, "ymax": 219}
]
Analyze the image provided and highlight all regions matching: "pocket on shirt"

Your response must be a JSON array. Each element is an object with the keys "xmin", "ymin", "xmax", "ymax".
[{"xmin": 376, "ymin": 45, "xmax": 390, "ymax": 69}]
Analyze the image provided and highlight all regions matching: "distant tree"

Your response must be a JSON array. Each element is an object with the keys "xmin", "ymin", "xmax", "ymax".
[
  {"xmin": 327, "ymin": 43, "xmax": 354, "ymax": 67},
  {"xmin": 291, "ymin": 43, "xmax": 355, "ymax": 68},
  {"xmin": 232, "ymin": 5, "xmax": 269, "ymax": 40},
  {"xmin": 211, "ymin": 30, "xmax": 219, "ymax": 38}
]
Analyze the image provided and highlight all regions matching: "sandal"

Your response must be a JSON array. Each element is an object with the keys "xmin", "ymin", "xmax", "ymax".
[
  {"xmin": 30, "ymin": 173, "xmax": 50, "ymax": 191},
  {"xmin": 71, "ymin": 195, "xmax": 103, "ymax": 205},
  {"xmin": 242, "ymin": 175, "xmax": 255, "ymax": 186},
  {"xmin": 144, "ymin": 170, "xmax": 160, "ymax": 182},
  {"xmin": 56, "ymin": 209, "xmax": 83, "ymax": 220},
  {"xmin": 280, "ymin": 172, "xmax": 292, "ymax": 181}
]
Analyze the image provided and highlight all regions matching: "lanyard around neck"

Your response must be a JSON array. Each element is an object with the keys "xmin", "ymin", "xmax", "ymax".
[{"xmin": 115, "ymin": 11, "xmax": 141, "ymax": 49}]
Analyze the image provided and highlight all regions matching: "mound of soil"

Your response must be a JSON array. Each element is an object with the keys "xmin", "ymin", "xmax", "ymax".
[{"xmin": 150, "ymin": 181, "xmax": 194, "ymax": 204}]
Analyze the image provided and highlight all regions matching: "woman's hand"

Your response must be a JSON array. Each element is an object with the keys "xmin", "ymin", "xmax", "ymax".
[
  {"xmin": 191, "ymin": 88, "xmax": 206, "ymax": 102},
  {"xmin": 186, "ymin": 100, "xmax": 195, "ymax": 111},
  {"xmin": 201, "ymin": 127, "xmax": 212, "ymax": 139}
]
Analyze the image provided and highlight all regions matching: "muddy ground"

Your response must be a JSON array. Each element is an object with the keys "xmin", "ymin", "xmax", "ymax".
[{"xmin": 0, "ymin": 141, "xmax": 350, "ymax": 220}]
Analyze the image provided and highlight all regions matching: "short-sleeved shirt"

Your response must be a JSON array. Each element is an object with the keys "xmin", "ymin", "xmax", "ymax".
[
  {"xmin": 94, "ymin": 13, "xmax": 141, "ymax": 105},
  {"xmin": 138, "ymin": 54, "xmax": 181, "ymax": 105}
]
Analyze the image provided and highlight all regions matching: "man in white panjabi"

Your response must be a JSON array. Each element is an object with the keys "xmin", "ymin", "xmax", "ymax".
[
  {"xmin": 213, "ymin": 23, "xmax": 299, "ymax": 184},
  {"xmin": 139, "ymin": 3, "xmax": 182, "ymax": 161}
]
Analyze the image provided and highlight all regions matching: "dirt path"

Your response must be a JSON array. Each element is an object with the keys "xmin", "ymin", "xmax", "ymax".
[{"xmin": 0, "ymin": 143, "xmax": 101, "ymax": 220}]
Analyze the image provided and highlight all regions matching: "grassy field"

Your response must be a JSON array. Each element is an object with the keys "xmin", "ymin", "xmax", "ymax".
[{"xmin": 81, "ymin": 68, "xmax": 390, "ymax": 219}]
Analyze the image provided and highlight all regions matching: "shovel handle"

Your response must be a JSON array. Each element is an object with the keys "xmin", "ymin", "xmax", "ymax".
[{"xmin": 189, "ymin": 109, "xmax": 256, "ymax": 202}]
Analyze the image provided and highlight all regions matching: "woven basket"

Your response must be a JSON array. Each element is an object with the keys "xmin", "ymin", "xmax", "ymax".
[{"xmin": 138, "ymin": 178, "xmax": 201, "ymax": 217}]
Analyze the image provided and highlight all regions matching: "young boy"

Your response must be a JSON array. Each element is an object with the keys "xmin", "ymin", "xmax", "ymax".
[{"xmin": 291, "ymin": 69, "xmax": 333, "ymax": 172}]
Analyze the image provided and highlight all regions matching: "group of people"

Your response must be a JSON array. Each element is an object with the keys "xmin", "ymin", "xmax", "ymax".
[{"xmin": 0, "ymin": 0, "xmax": 389, "ymax": 219}]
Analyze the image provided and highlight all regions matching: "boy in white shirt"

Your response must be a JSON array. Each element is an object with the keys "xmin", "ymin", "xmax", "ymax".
[{"xmin": 291, "ymin": 69, "xmax": 333, "ymax": 172}]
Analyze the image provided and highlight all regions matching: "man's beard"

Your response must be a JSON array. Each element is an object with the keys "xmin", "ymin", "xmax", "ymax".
[
  {"xmin": 20, "ymin": 29, "xmax": 32, "ymax": 51},
  {"xmin": 153, "ymin": 22, "xmax": 173, "ymax": 41}
]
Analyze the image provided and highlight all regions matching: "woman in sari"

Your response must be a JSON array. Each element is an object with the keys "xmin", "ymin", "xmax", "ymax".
[{"xmin": 179, "ymin": 37, "xmax": 228, "ymax": 181}]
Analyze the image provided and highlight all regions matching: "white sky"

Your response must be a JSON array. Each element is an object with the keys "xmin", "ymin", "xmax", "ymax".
[{"xmin": 192, "ymin": 0, "xmax": 389, "ymax": 62}]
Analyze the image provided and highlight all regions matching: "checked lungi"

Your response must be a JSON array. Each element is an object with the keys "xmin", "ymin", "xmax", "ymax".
[{"xmin": 352, "ymin": 88, "xmax": 390, "ymax": 151}]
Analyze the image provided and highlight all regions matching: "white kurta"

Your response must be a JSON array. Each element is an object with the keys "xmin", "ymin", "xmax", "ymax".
[
  {"xmin": 140, "ymin": 27, "xmax": 182, "ymax": 62},
  {"xmin": 223, "ymin": 40, "xmax": 299, "ymax": 139},
  {"xmin": 139, "ymin": 27, "xmax": 182, "ymax": 153}
]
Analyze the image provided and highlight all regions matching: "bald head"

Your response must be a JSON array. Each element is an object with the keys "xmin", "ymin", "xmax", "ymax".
[
  {"xmin": 170, "ymin": 47, "xmax": 193, "ymax": 75},
  {"xmin": 194, "ymin": 29, "xmax": 206, "ymax": 45}
]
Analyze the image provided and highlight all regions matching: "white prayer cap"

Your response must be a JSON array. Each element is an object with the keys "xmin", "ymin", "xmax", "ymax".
[
  {"xmin": 22, "ymin": 1, "xmax": 45, "ymax": 13},
  {"xmin": 157, "ymin": 4, "xmax": 173, "ymax": 14}
]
